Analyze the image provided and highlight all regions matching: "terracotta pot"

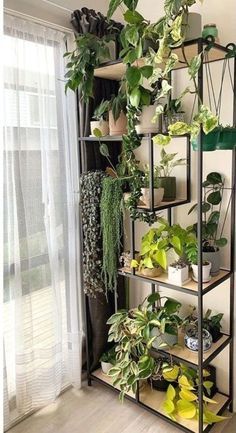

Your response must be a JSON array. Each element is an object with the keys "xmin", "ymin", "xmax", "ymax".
[
  {"xmin": 109, "ymin": 111, "xmax": 127, "ymax": 136},
  {"xmin": 90, "ymin": 120, "xmax": 109, "ymax": 136},
  {"xmin": 140, "ymin": 187, "xmax": 164, "ymax": 207},
  {"xmin": 141, "ymin": 267, "xmax": 162, "ymax": 278},
  {"xmin": 135, "ymin": 105, "xmax": 160, "ymax": 134}
]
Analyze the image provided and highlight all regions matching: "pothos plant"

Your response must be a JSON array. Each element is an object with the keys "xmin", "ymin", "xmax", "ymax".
[{"xmin": 163, "ymin": 364, "xmax": 227, "ymax": 425}]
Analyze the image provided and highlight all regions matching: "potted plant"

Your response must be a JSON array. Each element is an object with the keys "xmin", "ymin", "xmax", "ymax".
[
  {"xmin": 108, "ymin": 93, "xmax": 127, "ymax": 136},
  {"xmin": 188, "ymin": 172, "xmax": 228, "ymax": 276},
  {"xmin": 64, "ymin": 33, "xmax": 111, "ymax": 101},
  {"xmin": 100, "ymin": 347, "xmax": 116, "ymax": 374},
  {"xmin": 90, "ymin": 99, "xmax": 110, "ymax": 136},
  {"xmin": 152, "ymin": 144, "xmax": 186, "ymax": 201},
  {"xmin": 139, "ymin": 164, "xmax": 164, "ymax": 207},
  {"xmin": 191, "ymin": 126, "xmax": 222, "ymax": 151},
  {"xmin": 217, "ymin": 125, "xmax": 236, "ymax": 150},
  {"xmin": 168, "ymin": 258, "xmax": 190, "ymax": 286},
  {"xmin": 203, "ymin": 309, "xmax": 224, "ymax": 343},
  {"xmin": 163, "ymin": 363, "xmax": 226, "ymax": 424},
  {"xmin": 185, "ymin": 238, "xmax": 212, "ymax": 283},
  {"xmin": 148, "ymin": 358, "xmax": 179, "ymax": 392},
  {"xmin": 184, "ymin": 324, "xmax": 213, "ymax": 352},
  {"xmin": 163, "ymin": 99, "xmax": 185, "ymax": 133}
]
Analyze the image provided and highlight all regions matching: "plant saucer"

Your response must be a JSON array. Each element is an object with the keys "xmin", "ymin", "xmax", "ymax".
[{"xmin": 192, "ymin": 275, "xmax": 212, "ymax": 283}]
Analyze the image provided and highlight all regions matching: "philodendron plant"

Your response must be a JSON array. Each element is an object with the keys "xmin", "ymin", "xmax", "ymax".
[
  {"xmin": 188, "ymin": 172, "xmax": 228, "ymax": 251},
  {"xmin": 163, "ymin": 364, "xmax": 227, "ymax": 425},
  {"xmin": 106, "ymin": 292, "xmax": 182, "ymax": 400}
]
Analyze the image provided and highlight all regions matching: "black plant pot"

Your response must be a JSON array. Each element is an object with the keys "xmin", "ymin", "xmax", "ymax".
[
  {"xmin": 157, "ymin": 177, "xmax": 176, "ymax": 201},
  {"xmin": 208, "ymin": 326, "xmax": 222, "ymax": 343},
  {"xmin": 148, "ymin": 377, "xmax": 169, "ymax": 392},
  {"xmin": 206, "ymin": 365, "xmax": 218, "ymax": 398}
]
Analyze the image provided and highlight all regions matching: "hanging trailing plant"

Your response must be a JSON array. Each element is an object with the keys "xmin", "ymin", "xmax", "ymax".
[
  {"xmin": 100, "ymin": 177, "xmax": 124, "ymax": 292},
  {"xmin": 80, "ymin": 171, "xmax": 106, "ymax": 297}
]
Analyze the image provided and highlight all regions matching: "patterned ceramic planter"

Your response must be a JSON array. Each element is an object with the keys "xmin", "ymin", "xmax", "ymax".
[{"xmin": 184, "ymin": 326, "xmax": 212, "ymax": 352}]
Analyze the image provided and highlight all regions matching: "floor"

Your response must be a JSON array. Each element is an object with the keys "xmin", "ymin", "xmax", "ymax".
[{"xmin": 8, "ymin": 383, "xmax": 236, "ymax": 433}]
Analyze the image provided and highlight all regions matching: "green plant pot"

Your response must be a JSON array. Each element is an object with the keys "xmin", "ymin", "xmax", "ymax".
[
  {"xmin": 157, "ymin": 177, "xmax": 176, "ymax": 201},
  {"xmin": 217, "ymin": 128, "xmax": 236, "ymax": 150},
  {"xmin": 191, "ymin": 128, "xmax": 220, "ymax": 151}
]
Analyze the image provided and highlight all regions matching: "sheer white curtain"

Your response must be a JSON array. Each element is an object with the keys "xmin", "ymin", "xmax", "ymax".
[{"xmin": 3, "ymin": 14, "xmax": 83, "ymax": 430}]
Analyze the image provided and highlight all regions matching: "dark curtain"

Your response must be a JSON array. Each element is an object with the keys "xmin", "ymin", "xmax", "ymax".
[{"xmin": 74, "ymin": 8, "xmax": 125, "ymax": 371}]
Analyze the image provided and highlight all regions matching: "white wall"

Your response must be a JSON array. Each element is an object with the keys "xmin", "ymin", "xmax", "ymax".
[{"xmin": 123, "ymin": 0, "xmax": 236, "ymax": 407}]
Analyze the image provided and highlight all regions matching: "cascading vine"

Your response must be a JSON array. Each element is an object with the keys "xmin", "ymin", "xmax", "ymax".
[
  {"xmin": 80, "ymin": 171, "xmax": 106, "ymax": 297},
  {"xmin": 100, "ymin": 176, "xmax": 124, "ymax": 293}
]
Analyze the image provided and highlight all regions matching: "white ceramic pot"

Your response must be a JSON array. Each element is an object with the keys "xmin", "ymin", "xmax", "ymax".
[
  {"xmin": 135, "ymin": 105, "xmax": 160, "ymax": 134},
  {"xmin": 168, "ymin": 264, "xmax": 189, "ymax": 285},
  {"xmin": 191, "ymin": 261, "xmax": 212, "ymax": 282},
  {"xmin": 101, "ymin": 361, "xmax": 113, "ymax": 374},
  {"xmin": 140, "ymin": 187, "xmax": 164, "ymax": 207},
  {"xmin": 90, "ymin": 120, "xmax": 109, "ymax": 136}
]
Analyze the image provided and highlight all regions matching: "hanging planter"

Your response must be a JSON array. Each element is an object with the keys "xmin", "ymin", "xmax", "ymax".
[
  {"xmin": 217, "ymin": 127, "xmax": 236, "ymax": 149},
  {"xmin": 191, "ymin": 127, "xmax": 221, "ymax": 151}
]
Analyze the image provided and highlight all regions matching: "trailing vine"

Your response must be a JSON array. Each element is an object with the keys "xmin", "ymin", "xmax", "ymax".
[
  {"xmin": 100, "ymin": 177, "xmax": 124, "ymax": 293},
  {"xmin": 80, "ymin": 171, "xmax": 106, "ymax": 297}
]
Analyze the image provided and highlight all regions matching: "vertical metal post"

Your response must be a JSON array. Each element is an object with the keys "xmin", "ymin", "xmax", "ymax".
[
  {"xmin": 149, "ymin": 134, "xmax": 154, "ymax": 210},
  {"xmin": 130, "ymin": 218, "xmax": 135, "ymax": 275},
  {"xmin": 186, "ymin": 135, "xmax": 191, "ymax": 203},
  {"xmin": 197, "ymin": 39, "xmax": 204, "ymax": 433},
  {"xmin": 167, "ymin": 208, "xmax": 172, "ymax": 226}
]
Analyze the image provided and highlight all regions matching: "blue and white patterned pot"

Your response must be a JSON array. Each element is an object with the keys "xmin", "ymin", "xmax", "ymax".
[{"xmin": 184, "ymin": 326, "xmax": 212, "ymax": 352}]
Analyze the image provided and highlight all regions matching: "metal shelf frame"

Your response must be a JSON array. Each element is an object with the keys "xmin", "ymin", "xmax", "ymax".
[{"xmin": 80, "ymin": 37, "xmax": 236, "ymax": 433}]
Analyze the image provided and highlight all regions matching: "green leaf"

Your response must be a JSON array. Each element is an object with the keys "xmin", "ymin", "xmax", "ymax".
[
  {"xmin": 140, "ymin": 65, "xmax": 153, "ymax": 79},
  {"xmin": 99, "ymin": 143, "xmax": 110, "ymax": 157},
  {"xmin": 206, "ymin": 172, "xmax": 223, "ymax": 185},
  {"xmin": 177, "ymin": 400, "xmax": 196, "ymax": 419},
  {"xmin": 207, "ymin": 191, "xmax": 221, "ymax": 205},
  {"xmin": 93, "ymin": 128, "xmax": 103, "ymax": 138},
  {"xmin": 126, "ymin": 27, "xmax": 139, "ymax": 46},
  {"xmin": 164, "ymin": 298, "xmax": 181, "ymax": 314},
  {"xmin": 169, "ymin": 121, "xmax": 190, "ymax": 136},
  {"xmin": 107, "ymin": 0, "xmax": 123, "ymax": 19},
  {"xmin": 202, "ymin": 202, "xmax": 211, "ymax": 213},
  {"xmin": 203, "ymin": 395, "xmax": 217, "ymax": 404},
  {"xmin": 203, "ymin": 380, "xmax": 213, "ymax": 390},
  {"xmin": 204, "ymin": 409, "xmax": 228, "ymax": 424},
  {"xmin": 124, "ymin": 10, "xmax": 144, "ymax": 24},
  {"xmin": 188, "ymin": 203, "xmax": 197, "ymax": 215},
  {"xmin": 215, "ymin": 237, "xmax": 227, "ymax": 247},
  {"xmin": 188, "ymin": 54, "xmax": 202, "ymax": 79},
  {"xmin": 163, "ymin": 399, "xmax": 175, "ymax": 415},
  {"xmin": 203, "ymin": 115, "xmax": 219, "ymax": 134},
  {"xmin": 167, "ymin": 384, "xmax": 176, "ymax": 400},
  {"xmin": 130, "ymin": 87, "xmax": 141, "ymax": 107},
  {"xmin": 153, "ymin": 134, "xmax": 171, "ymax": 146},
  {"xmin": 130, "ymin": 259, "xmax": 139, "ymax": 268},
  {"xmin": 143, "ymin": 256, "xmax": 153, "ymax": 268},
  {"xmin": 147, "ymin": 292, "xmax": 161, "ymax": 304},
  {"xmin": 154, "ymin": 249, "xmax": 167, "ymax": 269},
  {"xmin": 178, "ymin": 375, "xmax": 194, "ymax": 390},
  {"xmin": 163, "ymin": 365, "xmax": 179, "ymax": 382},
  {"xmin": 126, "ymin": 66, "xmax": 141, "ymax": 88},
  {"xmin": 208, "ymin": 211, "xmax": 220, "ymax": 224},
  {"xmin": 170, "ymin": 236, "xmax": 182, "ymax": 254},
  {"xmin": 179, "ymin": 389, "xmax": 198, "ymax": 402},
  {"xmin": 140, "ymin": 88, "xmax": 151, "ymax": 106}
]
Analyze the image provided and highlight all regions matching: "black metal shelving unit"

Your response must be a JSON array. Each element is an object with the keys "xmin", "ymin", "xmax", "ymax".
[{"xmin": 80, "ymin": 38, "xmax": 236, "ymax": 433}]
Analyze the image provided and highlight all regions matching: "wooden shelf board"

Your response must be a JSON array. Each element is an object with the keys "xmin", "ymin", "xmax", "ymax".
[
  {"xmin": 118, "ymin": 268, "xmax": 231, "ymax": 294},
  {"xmin": 139, "ymin": 384, "xmax": 229, "ymax": 433},
  {"xmin": 137, "ymin": 198, "xmax": 188, "ymax": 210},
  {"xmin": 153, "ymin": 333, "xmax": 230, "ymax": 366},
  {"xmin": 94, "ymin": 43, "xmax": 227, "ymax": 81},
  {"xmin": 92, "ymin": 368, "xmax": 135, "ymax": 399}
]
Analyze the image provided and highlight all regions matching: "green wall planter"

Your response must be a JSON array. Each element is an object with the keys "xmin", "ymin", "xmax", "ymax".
[
  {"xmin": 191, "ymin": 127, "xmax": 220, "ymax": 151},
  {"xmin": 217, "ymin": 127, "xmax": 236, "ymax": 150},
  {"xmin": 157, "ymin": 177, "xmax": 176, "ymax": 201}
]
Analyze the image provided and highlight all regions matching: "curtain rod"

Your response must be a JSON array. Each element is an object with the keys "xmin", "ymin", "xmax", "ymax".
[{"xmin": 4, "ymin": 8, "xmax": 74, "ymax": 35}]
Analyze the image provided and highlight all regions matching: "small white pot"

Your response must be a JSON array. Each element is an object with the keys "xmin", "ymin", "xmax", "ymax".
[
  {"xmin": 168, "ymin": 264, "xmax": 189, "ymax": 285},
  {"xmin": 192, "ymin": 261, "xmax": 212, "ymax": 283},
  {"xmin": 135, "ymin": 105, "xmax": 160, "ymax": 134},
  {"xmin": 90, "ymin": 120, "xmax": 109, "ymax": 137},
  {"xmin": 101, "ymin": 361, "xmax": 113, "ymax": 374},
  {"xmin": 140, "ymin": 187, "xmax": 164, "ymax": 207}
]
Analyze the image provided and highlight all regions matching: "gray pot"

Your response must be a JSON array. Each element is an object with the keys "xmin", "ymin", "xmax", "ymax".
[{"xmin": 203, "ymin": 249, "xmax": 220, "ymax": 276}]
